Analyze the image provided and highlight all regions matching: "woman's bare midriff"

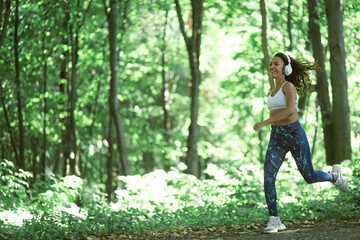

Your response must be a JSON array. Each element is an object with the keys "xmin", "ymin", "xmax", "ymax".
[{"xmin": 270, "ymin": 108, "xmax": 298, "ymax": 126}]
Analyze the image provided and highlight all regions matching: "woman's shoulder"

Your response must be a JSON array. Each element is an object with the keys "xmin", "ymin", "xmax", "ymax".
[
  {"xmin": 282, "ymin": 81, "xmax": 296, "ymax": 94},
  {"xmin": 284, "ymin": 81, "xmax": 295, "ymax": 89}
]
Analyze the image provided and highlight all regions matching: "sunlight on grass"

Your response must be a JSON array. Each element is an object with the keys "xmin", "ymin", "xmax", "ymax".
[
  {"xmin": 0, "ymin": 208, "xmax": 32, "ymax": 226},
  {"xmin": 112, "ymin": 168, "xmax": 204, "ymax": 213},
  {"xmin": 110, "ymin": 162, "xmax": 265, "ymax": 221},
  {"xmin": 60, "ymin": 203, "xmax": 87, "ymax": 219}
]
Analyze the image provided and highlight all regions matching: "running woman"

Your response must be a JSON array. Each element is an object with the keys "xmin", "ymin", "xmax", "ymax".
[{"xmin": 253, "ymin": 52, "xmax": 349, "ymax": 234}]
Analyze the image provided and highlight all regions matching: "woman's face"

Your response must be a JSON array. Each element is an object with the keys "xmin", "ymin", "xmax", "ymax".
[{"xmin": 269, "ymin": 56, "xmax": 285, "ymax": 79}]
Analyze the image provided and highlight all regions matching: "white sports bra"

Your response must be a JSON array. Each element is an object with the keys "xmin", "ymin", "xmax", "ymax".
[{"xmin": 267, "ymin": 81, "xmax": 297, "ymax": 111}]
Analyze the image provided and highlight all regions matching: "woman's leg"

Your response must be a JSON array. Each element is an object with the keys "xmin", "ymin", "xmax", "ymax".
[
  {"xmin": 290, "ymin": 126, "xmax": 334, "ymax": 183},
  {"xmin": 264, "ymin": 134, "xmax": 287, "ymax": 216}
]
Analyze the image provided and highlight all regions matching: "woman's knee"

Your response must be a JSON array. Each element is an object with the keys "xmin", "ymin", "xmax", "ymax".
[{"xmin": 304, "ymin": 175, "xmax": 316, "ymax": 184}]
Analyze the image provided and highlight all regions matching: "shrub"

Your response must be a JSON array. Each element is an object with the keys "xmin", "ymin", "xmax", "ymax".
[{"xmin": 0, "ymin": 160, "xmax": 32, "ymax": 209}]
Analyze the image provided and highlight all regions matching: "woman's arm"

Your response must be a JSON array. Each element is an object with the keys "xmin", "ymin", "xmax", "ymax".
[{"xmin": 254, "ymin": 83, "xmax": 297, "ymax": 131}]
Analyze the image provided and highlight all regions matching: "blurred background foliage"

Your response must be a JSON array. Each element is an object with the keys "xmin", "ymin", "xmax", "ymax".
[{"xmin": 0, "ymin": 0, "xmax": 359, "ymax": 239}]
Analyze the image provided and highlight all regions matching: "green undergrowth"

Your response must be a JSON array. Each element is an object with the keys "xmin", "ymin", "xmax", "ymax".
[{"xmin": 0, "ymin": 160, "xmax": 359, "ymax": 240}]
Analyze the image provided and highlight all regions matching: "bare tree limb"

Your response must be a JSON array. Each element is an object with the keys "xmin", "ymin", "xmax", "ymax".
[
  {"xmin": 102, "ymin": 0, "xmax": 109, "ymax": 17},
  {"xmin": 174, "ymin": 0, "xmax": 190, "ymax": 48},
  {"xmin": 0, "ymin": 0, "xmax": 10, "ymax": 47},
  {"xmin": 0, "ymin": 79, "xmax": 19, "ymax": 163},
  {"xmin": 78, "ymin": 0, "xmax": 93, "ymax": 30},
  {"xmin": 0, "ymin": 0, "xmax": 4, "ymax": 26}
]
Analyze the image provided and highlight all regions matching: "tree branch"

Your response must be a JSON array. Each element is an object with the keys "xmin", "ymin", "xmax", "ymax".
[
  {"xmin": 0, "ymin": 0, "xmax": 4, "ymax": 26},
  {"xmin": 0, "ymin": 79, "xmax": 19, "ymax": 164},
  {"xmin": 0, "ymin": 0, "xmax": 10, "ymax": 47},
  {"xmin": 174, "ymin": 0, "xmax": 190, "ymax": 48},
  {"xmin": 119, "ymin": 0, "xmax": 130, "ymax": 33},
  {"xmin": 102, "ymin": 0, "xmax": 109, "ymax": 18},
  {"xmin": 78, "ymin": 0, "xmax": 93, "ymax": 30},
  {"xmin": 192, "ymin": 0, "xmax": 203, "ymax": 57}
]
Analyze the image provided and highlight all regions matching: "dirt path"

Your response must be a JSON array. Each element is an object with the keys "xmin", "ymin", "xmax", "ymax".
[
  {"xmin": 100, "ymin": 220, "xmax": 360, "ymax": 240},
  {"xmin": 205, "ymin": 221, "xmax": 360, "ymax": 240}
]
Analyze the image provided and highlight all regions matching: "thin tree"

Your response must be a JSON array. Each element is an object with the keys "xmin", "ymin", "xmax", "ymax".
[
  {"xmin": 307, "ymin": 0, "xmax": 334, "ymax": 164},
  {"xmin": 38, "ymin": 7, "xmax": 56, "ymax": 180},
  {"xmin": 260, "ymin": 0, "xmax": 274, "ymax": 89},
  {"xmin": 67, "ymin": 0, "xmax": 92, "ymax": 176},
  {"xmin": 88, "ymin": 40, "xmax": 107, "ymax": 138},
  {"xmin": 259, "ymin": 0, "xmax": 274, "ymax": 163},
  {"xmin": 287, "ymin": 0, "xmax": 293, "ymax": 50},
  {"xmin": 14, "ymin": 0, "xmax": 25, "ymax": 170},
  {"xmin": 324, "ymin": 0, "xmax": 351, "ymax": 164},
  {"xmin": 53, "ymin": 10, "xmax": 72, "ymax": 176},
  {"xmin": 158, "ymin": 0, "xmax": 171, "ymax": 171},
  {"xmin": 103, "ymin": 0, "xmax": 131, "ymax": 176},
  {"xmin": 0, "ymin": 1, "xmax": 17, "ymax": 163},
  {"xmin": 40, "ymin": 30, "xmax": 48, "ymax": 181},
  {"xmin": 174, "ymin": 0, "xmax": 204, "ymax": 178},
  {"xmin": 161, "ymin": 1, "xmax": 170, "ymax": 137},
  {"xmin": 0, "ymin": 0, "xmax": 11, "ymax": 47},
  {"xmin": 288, "ymin": 0, "xmax": 308, "ymax": 119},
  {"xmin": 106, "ymin": 117, "xmax": 114, "ymax": 201},
  {"xmin": 0, "ymin": 81, "xmax": 18, "ymax": 163},
  {"xmin": 68, "ymin": 5, "xmax": 79, "ymax": 176}
]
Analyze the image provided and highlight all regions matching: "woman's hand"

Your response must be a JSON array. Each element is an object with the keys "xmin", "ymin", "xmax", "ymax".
[{"xmin": 253, "ymin": 121, "xmax": 267, "ymax": 131}]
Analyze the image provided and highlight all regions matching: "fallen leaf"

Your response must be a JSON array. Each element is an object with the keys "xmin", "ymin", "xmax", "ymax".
[
  {"xmin": 254, "ymin": 220, "xmax": 262, "ymax": 226},
  {"xmin": 219, "ymin": 226, "xmax": 227, "ymax": 231}
]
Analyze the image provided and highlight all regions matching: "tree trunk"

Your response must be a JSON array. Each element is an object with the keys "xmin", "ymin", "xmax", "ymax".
[
  {"xmin": 174, "ymin": 0, "xmax": 204, "ymax": 178},
  {"xmin": 0, "ymin": 79, "xmax": 19, "ymax": 163},
  {"xmin": 258, "ymin": 0, "xmax": 273, "ymax": 163},
  {"xmin": 297, "ymin": 91, "xmax": 308, "ymax": 120},
  {"xmin": 106, "ymin": 117, "xmax": 114, "ymax": 202},
  {"xmin": 89, "ymin": 77, "xmax": 101, "ymax": 136},
  {"xmin": 307, "ymin": 0, "xmax": 335, "ymax": 165},
  {"xmin": 69, "ymin": 20, "xmax": 79, "ymax": 176},
  {"xmin": 160, "ymin": 3, "xmax": 172, "ymax": 170},
  {"xmin": 30, "ymin": 137, "xmax": 39, "ymax": 182},
  {"xmin": 104, "ymin": 0, "xmax": 131, "ymax": 176},
  {"xmin": 260, "ymin": 0, "xmax": 274, "ymax": 89},
  {"xmin": 14, "ymin": 0, "xmax": 25, "ymax": 170},
  {"xmin": 161, "ymin": 4, "xmax": 170, "ymax": 138},
  {"xmin": 324, "ymin": 0, "xmax": 351, "ymax": 164},
  {"xmin": 69, "ymin": 0, "xmax": 92, "ymax": 176},
  {"xmin": 287, "ymin": 0, "xmax": 293, "ymax": 50},
  {"xmin": 41, "ymin": 33, "xmax": 47, "ymax": 181},
  {"xmin": 0, "ymin": 1, "xmax": 17, "ymax": 163},
  {"xmin": 0, "ymin": 0, "xmax": 10, "ymax": 47},
  {"xmin": 311, "ymin": 99, "xmax": 320, "ymax": 157},
  {"xmin": 57, "ymin": 13, "xmax": 72, "ymax": 176},
  {"xmin": 142, "ymin": 151, "xmax": 155, "ymax": 173},
  {"xmin": 68, "ymin": 1, "xmax": 85, "ymax": 176}
]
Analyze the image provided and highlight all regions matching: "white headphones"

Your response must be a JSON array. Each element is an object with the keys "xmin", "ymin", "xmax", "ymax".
[{"xmin": 284, "ymin": 54, "xmax": 293, "ymax": 76}]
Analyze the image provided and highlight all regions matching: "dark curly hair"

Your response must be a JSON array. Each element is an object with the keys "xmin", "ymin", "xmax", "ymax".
[{"xmin": 275, "ymin": 52, "xmax": 318, "ymax": 96}]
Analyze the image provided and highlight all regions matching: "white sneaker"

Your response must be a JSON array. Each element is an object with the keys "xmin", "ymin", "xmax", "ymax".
[
  {"xmin": 264, "ymin": 216, "xmax": 286, "ymax": 233},
  {"xmin": 332, "ymin": 165, "xmax": 349, "ymax": 192}
]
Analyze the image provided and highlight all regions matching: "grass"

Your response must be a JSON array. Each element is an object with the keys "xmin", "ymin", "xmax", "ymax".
[{"xmin": 0, "ymin": 159, "xmax": 359, "ymax": 240}]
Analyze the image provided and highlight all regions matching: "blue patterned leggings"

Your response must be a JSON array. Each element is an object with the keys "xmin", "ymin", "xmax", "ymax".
[{"xmin": 264, "ymin": 121, "xmax": 334, "ymax": 216}]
